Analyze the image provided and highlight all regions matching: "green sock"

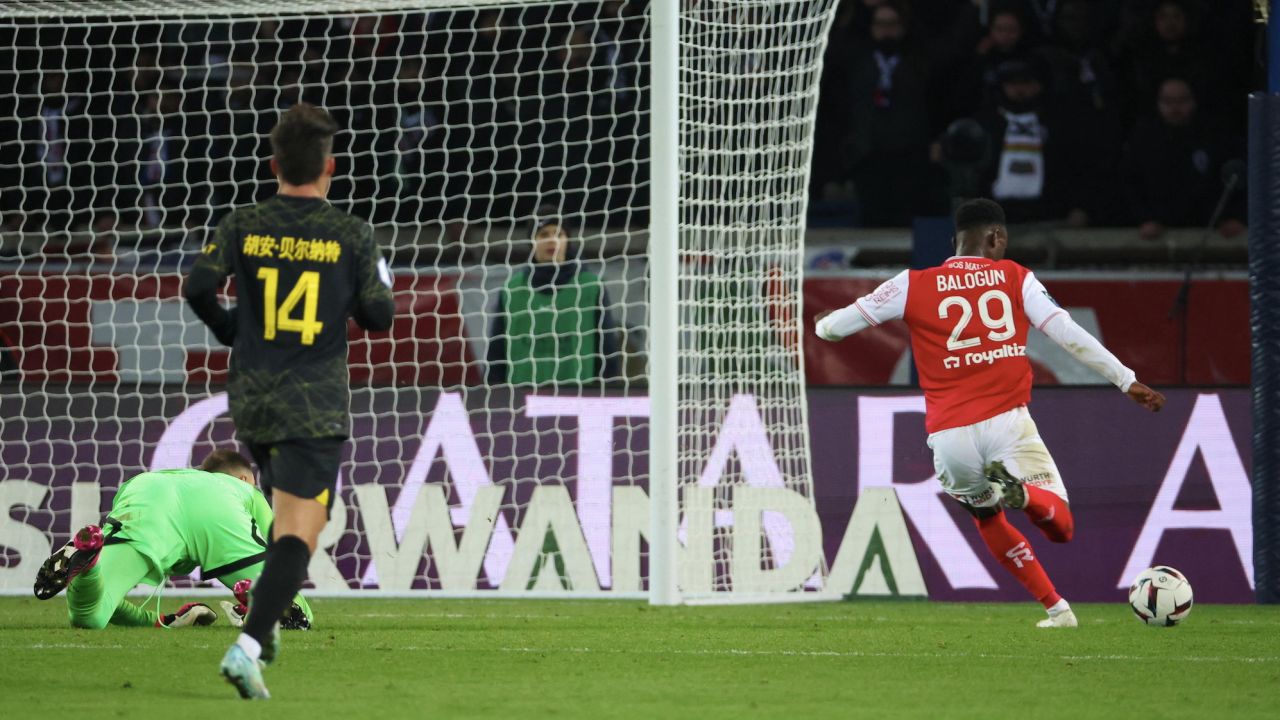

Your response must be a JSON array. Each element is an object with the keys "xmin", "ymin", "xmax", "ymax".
[
  {"xmin": 110, "ymin": 600, "xmax": 158, "ymax": 627},
  {"xmin": 66, "ymin": 564, "xmax": 108, "ymax": 629}
]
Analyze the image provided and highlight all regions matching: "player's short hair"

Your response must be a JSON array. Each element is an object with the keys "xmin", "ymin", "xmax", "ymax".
[
  {"xmin": 953, "ymin": 198, "xmax": 1006, "ymax": 234},
  {"xmin": 200, "ymin": 449, "xmax": 255, "ymax": 478},
  {"xmin": 270, "ymin": 103, "xmax": 339, "ymax": 186}
]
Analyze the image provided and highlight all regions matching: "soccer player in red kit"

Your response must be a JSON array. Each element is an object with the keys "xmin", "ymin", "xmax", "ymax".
[{"xmin": 815, "ymin": 199, "xmax": 1165, "ymax": 627}]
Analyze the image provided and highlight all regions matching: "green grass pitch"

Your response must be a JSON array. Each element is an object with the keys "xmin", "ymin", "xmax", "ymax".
[{"xmin": 2, "ymin": 597, "xmax": 1278, "ymax": 719}]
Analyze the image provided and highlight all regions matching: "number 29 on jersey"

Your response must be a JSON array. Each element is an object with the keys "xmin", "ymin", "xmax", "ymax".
[{"xmin": 938, "ymin": 290, "xmax": 1015, "ymax": 352}]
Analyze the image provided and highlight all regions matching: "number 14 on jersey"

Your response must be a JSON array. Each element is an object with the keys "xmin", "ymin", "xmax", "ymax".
[{"xmin": 257, "ymin": 267, "xmax": 324, "ymax": 345}]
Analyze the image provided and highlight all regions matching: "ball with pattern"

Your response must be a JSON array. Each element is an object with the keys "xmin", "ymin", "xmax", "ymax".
[{"xmin": 1128, "ymin": 566, "xmax": 1193, "ymax": 626}]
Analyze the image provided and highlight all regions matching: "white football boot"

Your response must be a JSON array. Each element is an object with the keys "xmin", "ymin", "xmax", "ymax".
[{"xmin": 1036, "ymin": 608, "xmax": 1079, "ymax": 628}]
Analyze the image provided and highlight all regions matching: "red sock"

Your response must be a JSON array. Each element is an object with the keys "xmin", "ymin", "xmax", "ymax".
[
  {"xmin": 1022, "ymin": 486, "xmax": 1074, "ymax": 543},
  {"xmin": 974, "ymin": 512, "xmax": 1061, "ymax": 608}
]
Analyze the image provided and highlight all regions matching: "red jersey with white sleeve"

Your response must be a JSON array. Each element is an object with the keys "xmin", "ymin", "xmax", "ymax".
[
  {"xmin": 814, "ymin": 256, "xmax": 1136, "ymax": 434},
  {"xmin": 905, "ymin": 257, "xmax": 1041, "ymax": 432}
]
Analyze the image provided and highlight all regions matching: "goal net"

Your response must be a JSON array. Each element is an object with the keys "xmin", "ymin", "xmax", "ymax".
[{"xmin": 0, "ymin": 0, "xmax": 838, "ymax": 602}]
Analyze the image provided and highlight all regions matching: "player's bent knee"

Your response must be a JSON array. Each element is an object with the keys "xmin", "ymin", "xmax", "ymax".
[
  {"xmin": 1052, "ymin": 516, "xmax": 1075, "ymax": 543},
  {"xmin": 1047, "ymin": 500, "xmax": 1074, "ymax": 542},
  {"xmin": 964, "ymin": 503, "xmax": 1003, "ymax": 520}
]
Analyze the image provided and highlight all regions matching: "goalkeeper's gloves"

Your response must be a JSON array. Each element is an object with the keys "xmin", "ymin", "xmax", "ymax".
[
  {"xmin": 157, "ymin": 602, "xmax": 217, "ymax": 628},
  {"xmin": 219, "ymin": 599, "xmax": 248, "ymax": 628},
  {"xmin": 219, "ymin": 601, "xmax": 310, "ymax": 631},
  {"xmin": 219, "ymin": 578, "xmax": 252, "ymax": 627}
]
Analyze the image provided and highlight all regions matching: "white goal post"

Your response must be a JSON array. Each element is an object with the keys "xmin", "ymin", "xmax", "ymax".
[{"xmin": 0, "ymin": 0, "xmax": 840, "ymax": 604}]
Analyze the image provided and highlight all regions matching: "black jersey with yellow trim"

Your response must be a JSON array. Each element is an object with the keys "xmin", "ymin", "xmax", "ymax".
[{"xmin": 185, "ymin": 195, "xmax": 394, "ymax": 444}]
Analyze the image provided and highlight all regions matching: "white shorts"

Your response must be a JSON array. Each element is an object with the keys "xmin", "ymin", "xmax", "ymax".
[{"xmin": 926, "ymin": 406, "xmax": 1068, "ymax": 509}]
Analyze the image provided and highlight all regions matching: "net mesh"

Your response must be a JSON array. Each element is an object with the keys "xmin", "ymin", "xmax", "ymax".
[
  {"xmin": 676, "ymin": 1, "xmax": 834, "ymax": 596},
  {"xmin": 0, "ymin": 0, "xmax": 836, "ymax": 598}
]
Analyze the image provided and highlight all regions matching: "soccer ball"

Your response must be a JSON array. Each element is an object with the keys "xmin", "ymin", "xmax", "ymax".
[{"xmin": 1128, "ymin": 566, "xmax": 1194, "ymax": 626}]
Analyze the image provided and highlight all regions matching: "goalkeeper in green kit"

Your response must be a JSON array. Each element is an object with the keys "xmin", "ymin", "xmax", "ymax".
[{"xmin": 33, "ymin": 449, "xmax": 312, "ymax": 631}]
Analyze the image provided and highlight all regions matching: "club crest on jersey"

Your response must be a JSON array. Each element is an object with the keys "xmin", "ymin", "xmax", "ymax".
[{"xmin": 936, "ymin": 268, "xmax": 1007, "ymax": 292}]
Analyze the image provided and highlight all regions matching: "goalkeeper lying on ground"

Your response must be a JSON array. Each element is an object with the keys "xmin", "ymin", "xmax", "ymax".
[{"xmin": 33, "ymin": 449, "xmax": 312, "ymax": 630}]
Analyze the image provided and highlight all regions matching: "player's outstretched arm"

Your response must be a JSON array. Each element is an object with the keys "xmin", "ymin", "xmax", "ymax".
[
  {"xmin": 184, "ymin": 217, "xmax": 238, "ymax": 346},
  {"xmin": 1024, "ymin": 273, "xmax": 1164, "ymax": 412},
  {"xmin": 814, "ymin": 270, "xmax": 909, "ymax": 341},
  {"xmin": 814, "ymin": 307, "xmax": 867, "ymax": 341}
]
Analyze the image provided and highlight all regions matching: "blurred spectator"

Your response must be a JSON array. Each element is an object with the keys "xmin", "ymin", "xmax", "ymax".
[
  {"xmin": 910, "ymin": 0, "xmax": 982, "ymax": 69},
  {"xmin": 587, "ymin": 1, "xmax": 644, "ymax": 109},
  {"xmin": 1121, "ymin": 77, "xmax": 1244, "ymax": 239},
  {"xmin": 215, "ymin": 63, "xmax": 274, "ymax": 208},
  {"xmin": 952, "ymin": 5, "xmax": 1032, "ymax": 118},
  {"xmin": 113, "ymin": 84, "xmax": 216, "ymax": 232},
  {"xmin": 845, "ymin": 2, "xmax": 942, "ymax": 226},
  {"xmin": 516, "ymin": 23, "xmax": 610, "ymax": 216},
  {"xmin": 370, "ymin": 57, "xmax": 447, "ymax": 224},
  {"xmin": 831, "ymin": 0, "xmax": 888, "ymax": 40},
  {"xmin": 1040, "ymin": 0, "xmax": 1120, "ymax": 113},
  {"xmin": 486, "ymin": 211, "xmax": 622, "ymax": 385},
  {"xmin": 86, "ymin": 53, "xmax": 163, "ymax": 233},
  {"xmin": 1, "ymin": 70, "xmax": 90, "ymax": 232},
  {"xmin": 439, "ymin": 9, "xmax": 521, "ymax": 224},
  {"xmin": 106, "ymin": 50, "xmax": 162, "ymax": 117},
  {"xmin": 1003, "ymin": 0, "xmax": 1060, "ymax": 47},
  {"xmin": 1117, "ymin": 0, "xmax": 1220, "ymax": 120},
  {"xmin": 161, "ymin": 21, "xmax": 232, "ymax": 87},
  {"xmin": 816, "ymin": 1, "xmax": 889, "ymax": 202},
  {"xmin": 138, "ymin": 85, "xmax": 188, "ymax": 228},
  {"xmin": 1037, "ymin": 0, "xmax": 1126, "ymax": 222},
  {"xmin": 329, "ymin": 13, "xmax": 405, "ymax": 150},
  {"xmin": 973, "ymin": 59, "xmax": 1091, "ymax": 225},
  {"xmin": 584, "ymin": 1, "xmax": 649, "ymax": 222}
]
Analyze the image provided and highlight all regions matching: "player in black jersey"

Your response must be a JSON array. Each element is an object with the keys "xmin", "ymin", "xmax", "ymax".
[{"xmin": 184, "ymin": 103, "xmax": 395, "ymax": 699}]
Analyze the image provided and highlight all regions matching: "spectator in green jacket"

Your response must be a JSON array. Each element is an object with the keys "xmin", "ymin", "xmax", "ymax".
[{"xmin": 486, "ymin": 211, "xmax": 622, "ymax": 385}]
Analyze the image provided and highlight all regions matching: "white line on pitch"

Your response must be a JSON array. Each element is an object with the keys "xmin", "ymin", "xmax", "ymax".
[
  {"xmin": 355, "ymin": 612, "xmax": 580, "ymax": 620},
  {"xmin": 385, "ymin": 645, "xmax": 1279, "ymax": 664},
  {"xmin": 18, "ymin": 643, "xmax": 125, "ymax": 649},
  {"xmin": 10, "ymin": 642, "xmax": 1275, "ymax": 664}
]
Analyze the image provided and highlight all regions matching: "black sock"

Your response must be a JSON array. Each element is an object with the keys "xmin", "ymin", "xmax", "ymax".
[{"xmin": 243, "ymin": 534, "xmax": 310, "ymax": 645}]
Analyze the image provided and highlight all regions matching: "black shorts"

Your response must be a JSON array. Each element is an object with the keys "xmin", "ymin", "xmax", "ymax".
[{"xmin": 246, "ymin": 436, "xmax": 344, "ymax": 510}]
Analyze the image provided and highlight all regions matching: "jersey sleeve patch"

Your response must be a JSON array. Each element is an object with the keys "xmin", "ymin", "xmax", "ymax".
[
  {"xmin": 864, "ymin": 278, "xmax": 902, "ymax": 308},
  {"xmin": 377, "ymin": 256, "xmax": 393, "ymax": 289}
]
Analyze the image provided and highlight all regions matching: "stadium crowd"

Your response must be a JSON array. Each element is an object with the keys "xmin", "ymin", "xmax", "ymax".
[
  {"xmin": 813, "ymin": 0, "xmax": 1254, "ymax": 232},
  {"xmin": 0, "ymin": 1, "xmax": 647, "ymax": 240},
  {"xmin": 0, "ymin": 0, "xmax": 1258, "ymax": 241}
]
